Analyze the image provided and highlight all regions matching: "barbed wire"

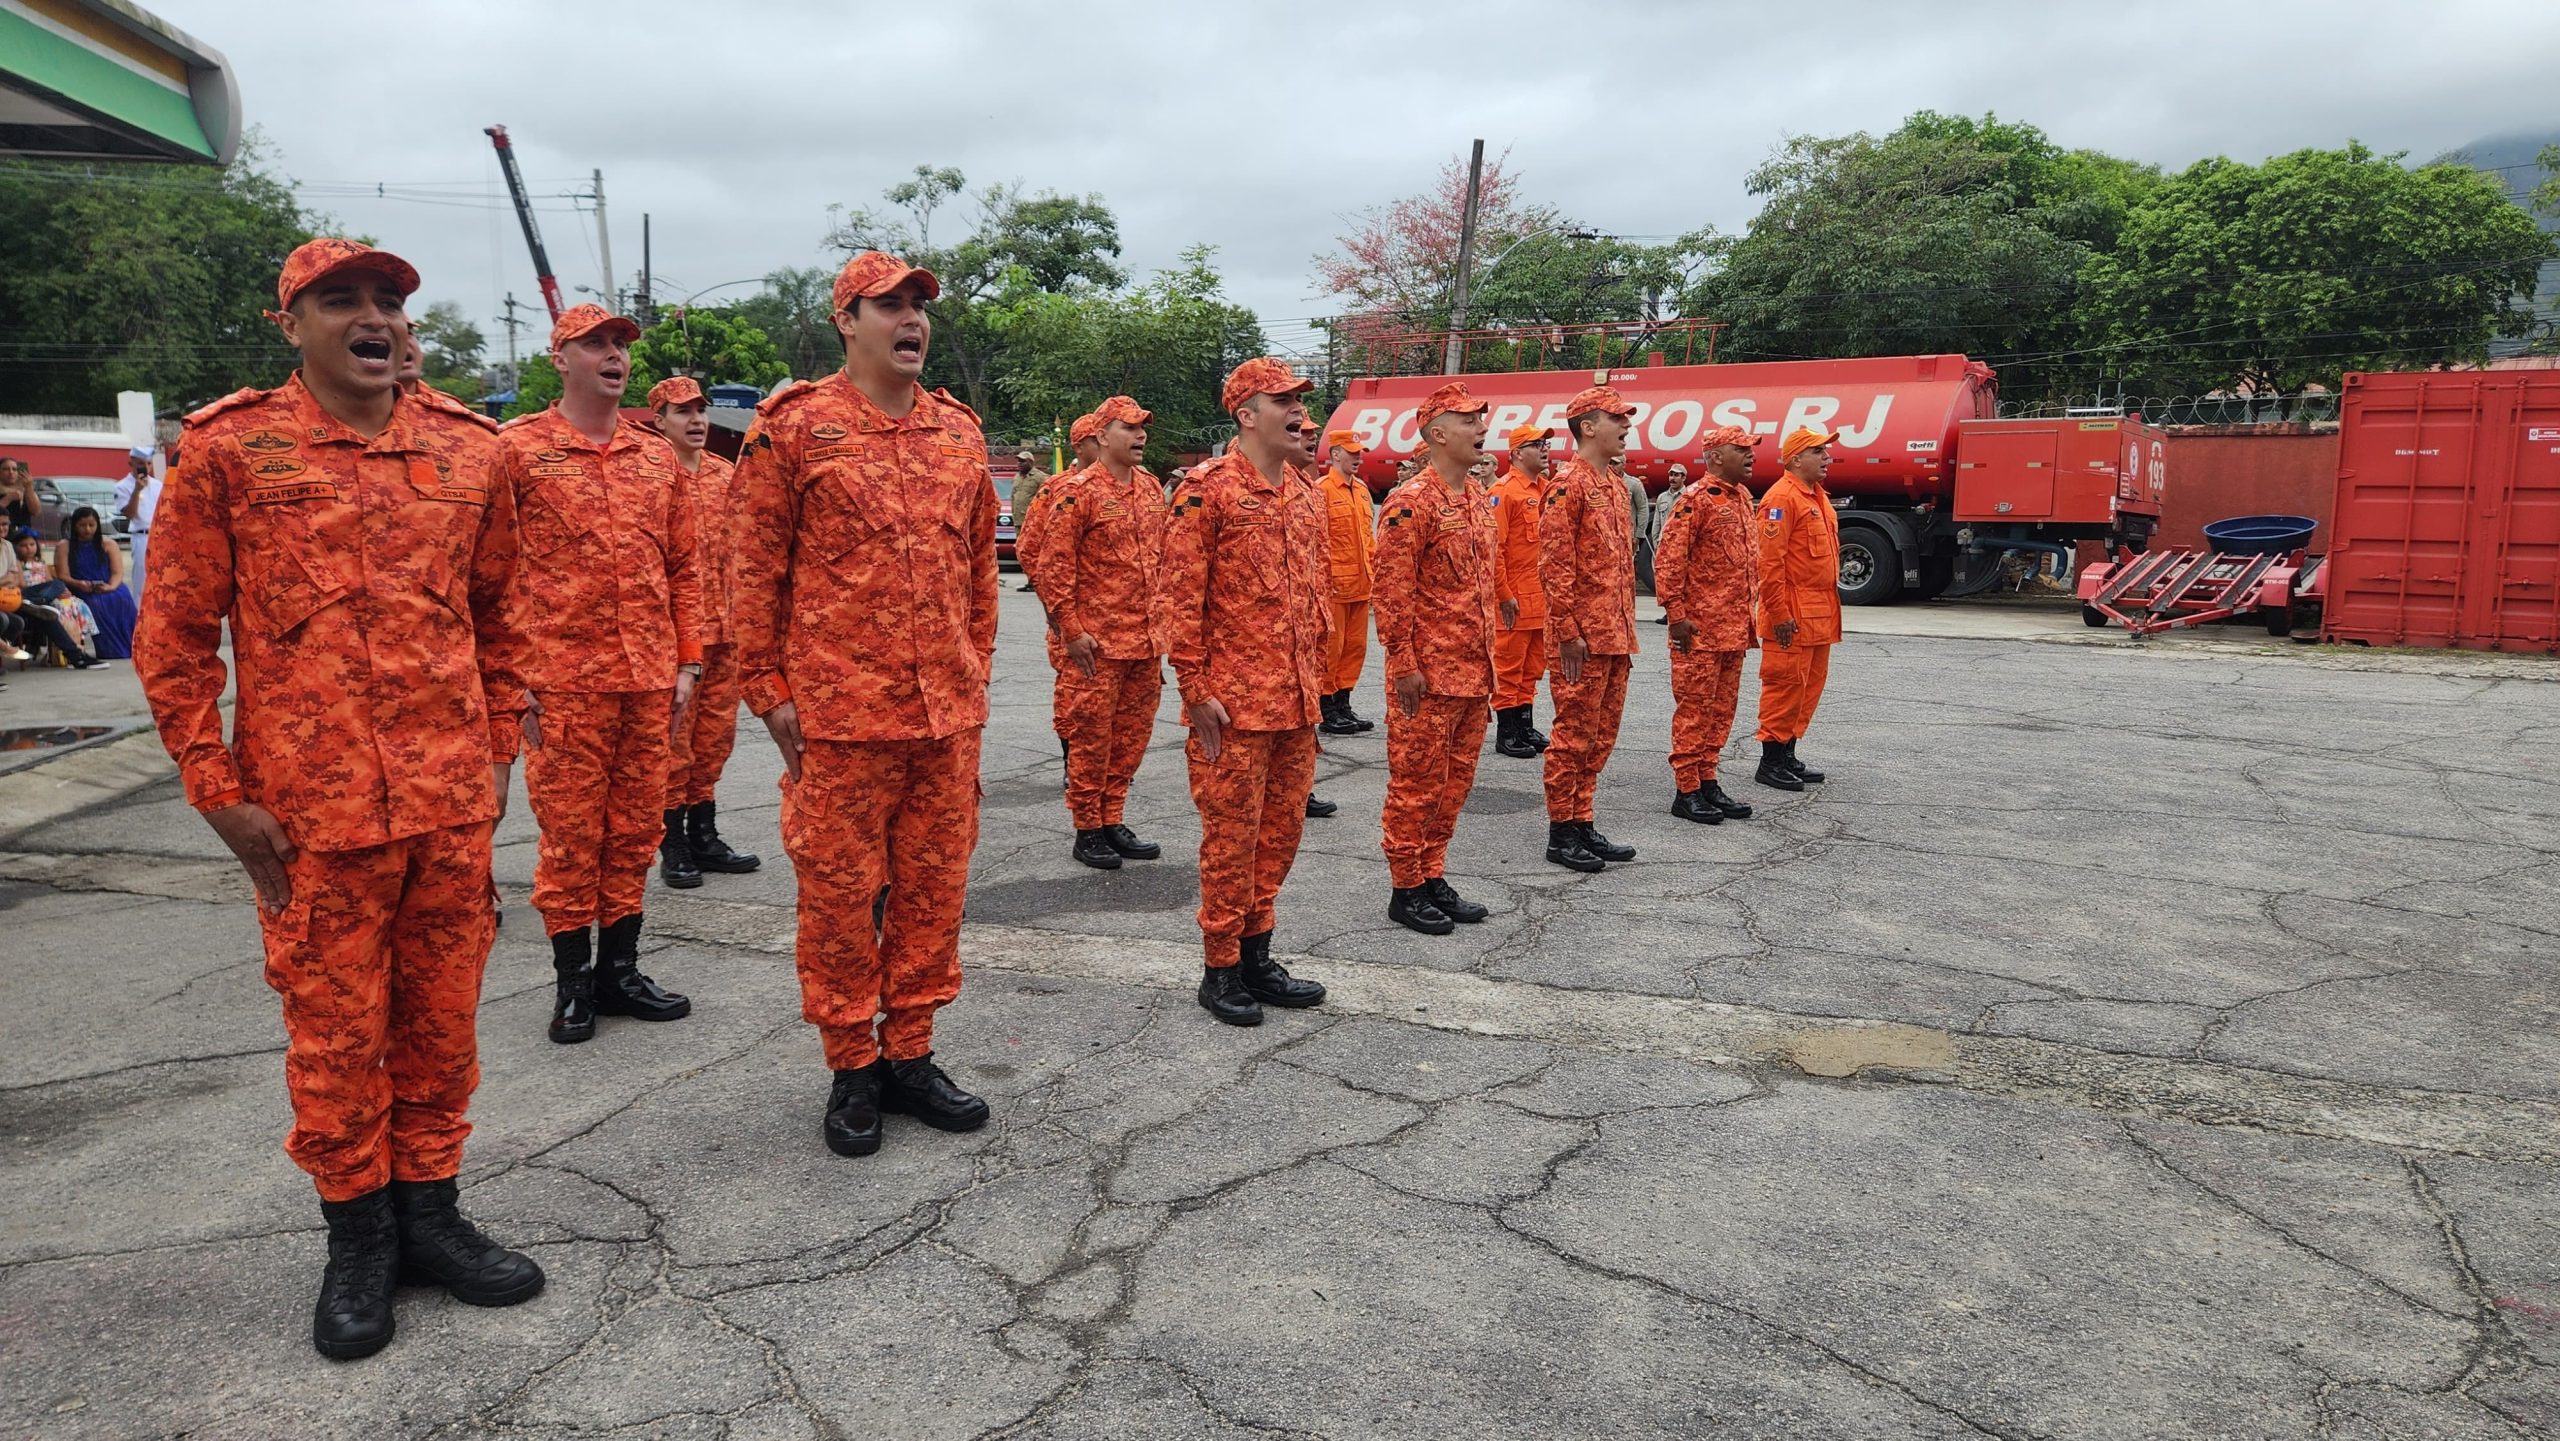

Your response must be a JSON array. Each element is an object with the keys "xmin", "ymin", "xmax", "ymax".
[{"xmin": 1999, "ymin": 392, "xmax": 2343, "ymax": 425}]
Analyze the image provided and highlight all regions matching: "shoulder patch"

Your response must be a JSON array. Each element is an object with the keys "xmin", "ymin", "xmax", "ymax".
[
  {"xmin": 1384, "ymin": 505, "xmax": 1414, "ymax": 529},
  {"xmin": 185, "ymin": 386, "xmax": 270, "ymax": 425},
  {"xmin": 1175, "ymin": 493, "xmax": 1205, "ymax": 515}
]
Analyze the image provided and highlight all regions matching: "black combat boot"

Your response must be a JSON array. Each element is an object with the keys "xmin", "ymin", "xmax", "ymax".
[
  {"xmin": 824, "ymin": 1065, "xmax": 884, "ymax": 1156},
  {"xmin": 1755, "ymin": 742, "xmax": 1806, "ymax": 791},
  {"xmin": 1239, "ymin": 930, "xmax": 1326, "ymax": 1006},
  {"xmin": 1522, "ymin": 710, "xmax": 1551, "ymax": 752},
  {"xmin": 1102, "ymin": 824, "xmax": 1160, "ymax": 860},
  {"xmin": 1305, "ymin": 793, "xmax": 1338, "ymax": 818},
  {"xmin": 657, "ymin": 808, "xmax": 702, "ymax": 889},
  {"xmin": 1702, "ymin": 780, "xmax": 1754, "ymax": 820},
  {"xmin": 1337, "ymin": 689, "xmax": 1375, "ymax": 734},
  {"xmin": 1072, "ymin": 828, "xmax": 1124, "ymax": 870},
  {"xmin": 685, "ymin": 801, "xmax": 760, "ymax": 872},
  {"xmin": 548, "ymin": 927, "xmax": 596, "ymax": 1044},
  {"xmin": 1319, "ymin": 691, "xmax": 1362, "ymax": 736},
  {"xmin": 879, "ymin": 1053, "xmax": 990, "ymax": 1132},
  {"xmin": 1579, "ymin": 821, "xmax": 1636, "ymax": 863},
  {"xmin": 1671, "ymin": 788, "xmax": 1725, "ymax": 824},
  {"xmin": 1545, "ymin": 820, "xmax": 1605, "ymax": 873},
  {"xmin": 1783, "ymin": 740, "xmax": 1825, "ymax": 783},
  {"xmin": 1495, "ymin": 706, "xmax": 1540, "ymax": 759},
  {"xmin": 389, "ymin": 1178, "xmax": 545, "ymax": 1306},
  {"xmin": 312, "ymin": 1188, "xmax": 400, "ymax": 1360},
  {"xmin": 593, "ymin": 914, "xmax": 690, "ymax": 1021},
  {"xmin": 1423, "ymin": 876, "xmax": 1489, "ymax": 924},
  {"xmin": 1199, "ymin": 963, "xmax": 1263, "ymax": 1026},
  {"xmin": 1389, "ymin": 885, "xmax": 1456, "ymax": 935}
]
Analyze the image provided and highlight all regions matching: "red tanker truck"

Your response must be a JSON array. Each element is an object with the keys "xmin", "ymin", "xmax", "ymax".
[{"xmin": 1315, "ymin": 354, "xmax": 2166, "ymax": 604}]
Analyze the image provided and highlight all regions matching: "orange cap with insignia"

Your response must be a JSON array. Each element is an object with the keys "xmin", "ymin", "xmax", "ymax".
[
  {"xmin": 646, "ymin": 376, "xmax": 706, "ymax": 409},
  {"xmin": 1093, "ymin": 395, "xmax": 1152, "ymax": 428},
  {"xmin": 1415, "ymin": 381, "xmax": 1488, "ymax": 426},
  {"xmin": 1325, "ymin": 430, "xmax": 1366, "ymax": 453},
  {"xmin": 551, "ymin": 303, "xmax": 641, "ymax": 350},
  {"xmin": 1068, "ymin": 412, "xmax": 1103, "ymax": 444},
  {"xmin": 275, "ymin": 238, "xmax": 419, "ymax": 310},
  {"xmin": 1563, "ymin": 385, "xmax": 1634, "ymax": 419},
  {"xmin": 1780, "ymin": 427, "xmax": 1837, "ymax": 462},
  {"xmin": 1506, "ymin": 423, "xmax": 1552, "ymax": 449},
  {"xmin": 833, "ymin": 250, "xmax": 941, "ymax": 311},
  {"xmin": 1700, "ymin": 425, "xmax": 1763, "ymax": 448},
  {"xmin": 1219, "ymin": 356, "xmax": 1314, "ymax": 415}
]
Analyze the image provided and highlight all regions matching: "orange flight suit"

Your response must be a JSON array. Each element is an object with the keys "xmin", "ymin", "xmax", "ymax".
[
  {"xmin": 1156, "ymin": 449, "xmax": 1332, "ymax": 966},
  {"xmin": 1041, "ymin": 462, "xmax": 1167, "ymax": 830},
  {"xmin": 1318, "ymin": 461, "xmax": 1373, "ymax": 693},
  {"xmin": 731, "ymin": 375, "xmax": 997, "ymax": 1070},
  {"xmin": 1755, "ymin": 471, "xmax": 1842, "ymax": 743},
  {"xmin": 1536, "ymin": 455, "xmax": 1638, "ymax": 823},
  {"xmin": 1371, "ymin": 468, "xmax": 1497, "ymax": 887},
  {"xmin": 135, "ymin": 376, "xmax": 526, "ymax": 1202},
  {"xmin": 1654, "ymin": 478, "xmax": 1761, "ymax": 789},
  {"xmin": 668, "ymin": 451, "xmax": 741, "ymax": 805},
  {"xmin": 1487, "ymin": 463, "xmax": 1548, "ymax": 710},
  {"xmin": 493, "ymin": 407, "xmax": 703, "ymax": 936}
]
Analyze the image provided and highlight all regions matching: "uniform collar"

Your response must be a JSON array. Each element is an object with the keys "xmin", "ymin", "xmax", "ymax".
[
  {"xmin": 285, "ymin": 372, "xmax": 424, "ymax": 454},
  {"xmin": 820, "ymin": 372, "xmax": 942, "ymax": 434},
  {"xmin": 529, "ymin": 403, "xmax": 654, "ymax": 457}
]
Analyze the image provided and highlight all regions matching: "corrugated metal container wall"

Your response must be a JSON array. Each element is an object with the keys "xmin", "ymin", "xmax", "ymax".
[{"xmin": 2322, "ymin": 372, "xmax": 2560, "ymax": 654}]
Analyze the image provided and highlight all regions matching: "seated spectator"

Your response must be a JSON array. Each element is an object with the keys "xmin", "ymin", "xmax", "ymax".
[
  {"xmin": 57, "ymin": 506, "xmax": 136, "ymax": 660},
  {"xmin": 7, "ymin": 529, "xmax": 100, "ymax": 668}
]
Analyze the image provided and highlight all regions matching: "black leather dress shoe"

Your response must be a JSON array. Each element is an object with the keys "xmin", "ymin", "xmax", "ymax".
[
  {"xmin": 1072, "ymin": 828, "xmax": 1123, "ymax": 869},
  {"xmin": 880, "ymin": 1054, "xmax": 990, "ymax": 1132},
  {"xmin": 1388, "ymin": 886, "xmax": 1456, "ymax": 935},
  {"xmin": 1199, "ymin": 964, "xmax": 1264, "ymax": 1026},
  {"xmin": 1579, "ymin": 822, "xmax": 1635, "ymax": 863},
  {"xmin": 1671, "ymin": 789, "xmax": 1724, "ymax": 824},
  {"xmin": 825, "ymin": 1066, "xmax": 884, "ymax": 1156},
  {"xmin": 1239, "ymin": 931, "xmax": 1326, "ymax": 1006},
  {"xmin": 1102, "ymin": 824, "xmax": 1160, "ymax": 860},
  {"xmin": 1305, "ymin": 794, "xmax": 1338, "ymax": 819},
  {"xmin": 1423, "ymin": 876, "xmax": 1488, "ymax": 923}
]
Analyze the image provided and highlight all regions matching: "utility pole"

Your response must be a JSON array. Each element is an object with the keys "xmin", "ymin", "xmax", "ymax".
[
  {"xmin": 1442, "ymin": 138, "xmax": 1485, "ymax": 376},
  {"xmin": 639, "ymin": 213, "xmax": 654, "ymax": 325},
  {"xmin": 499, "ymin": 292, "xmax": 528, "ymax": 383},
  {"xmin": 591, "ymin": 167, "xmax": 614, "ymax": 311}
]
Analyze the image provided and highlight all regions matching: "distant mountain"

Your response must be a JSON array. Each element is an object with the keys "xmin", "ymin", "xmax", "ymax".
[{"xmin": 2436, "ymin": 131, "xmax": 2557, "ymax": 354}]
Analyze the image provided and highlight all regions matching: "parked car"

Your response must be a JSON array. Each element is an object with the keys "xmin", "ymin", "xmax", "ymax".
[
  {"xmin": 996, "ymin": 497, "xmax": 1018, "ymax": 571},
  {"xmin": 32, "ymin": 476, "xmax": 130, "ymax": 540}
]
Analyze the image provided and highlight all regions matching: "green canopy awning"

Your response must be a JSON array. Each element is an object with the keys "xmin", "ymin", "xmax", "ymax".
[{"xmin": 0, "ymin": 0, "xmax": 236, "ymax": 165}]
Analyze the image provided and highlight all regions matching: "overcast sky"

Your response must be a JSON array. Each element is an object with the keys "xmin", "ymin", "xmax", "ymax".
[{"xmin": 154, "ymin": 0, "xmax": 2560, "ymax": 364}]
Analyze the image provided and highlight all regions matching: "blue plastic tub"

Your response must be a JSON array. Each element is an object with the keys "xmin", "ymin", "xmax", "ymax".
[{"xmin": 2201, "ymin": 514, "xmax": 2316, "ymax": 556}]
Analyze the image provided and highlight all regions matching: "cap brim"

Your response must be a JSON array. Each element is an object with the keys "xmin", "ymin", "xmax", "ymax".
[
  {"xmin": 851, "ymin": 266, "xmax": 941, "ymax": 303},
  {"xmin": 292, "ymin": 253, "xmax": 422, "ymax": 306}
]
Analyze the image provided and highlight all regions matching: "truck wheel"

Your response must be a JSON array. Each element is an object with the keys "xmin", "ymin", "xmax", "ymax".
[
  {"xmin": 2083, "ymin": 605, "xmax": 2110, "ymax": 629},
  {"xmin": 2265, "ymin": 605, "xmax": 2293, "ymax": 638},
  {"xmin": 1835, "ymin": 525, "xmax": 1900, "ymax": 606}
]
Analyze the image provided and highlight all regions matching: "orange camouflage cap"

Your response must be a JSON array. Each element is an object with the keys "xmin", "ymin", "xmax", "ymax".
[
  {"xmin": 1505, "ymin": 422, "xmax": 1552, "ymax": 449},
  {"xmin": 552, "ymin": 303, "xmax": 641, "ymax": 350},
  {"xmin": 275, "ymin": 238, "xmax": 419, "ymax": 310},
  {"xmin": 1093, "ymin": 395, "xmax": 1152, "ymax": 428},
  {"xmin": 1219, "ymin": 356, "xmax": 1314, "ymax": 415},
  {"xmin": 833, "ymin": 250, "xmax": 941, "ymax": 311},
  {"xmin": 1068, "ymin": 412, "xmax": 1103, "ymax": 444},
  {"xmin": 646, "ymin": 376, "xmax": 707, "ymax": 409},
  {"xmin": 1325, "ymin": 429, "xmax": 1367, "ymax": 453},
  {"xmin": 1781, "ymin": 427, "xmax": 1838, "ymax": 462},
  {"xmin": 1563, "ymin": 385, "xmax": 1635, "ymax": 419},
  {"xmin": 1415, "ymin": 380, "xmax": 1489, "ymax": 427},
  {"xmin": 1701, "ymin": 425, "xmax": 1763, "ymax": 449}
]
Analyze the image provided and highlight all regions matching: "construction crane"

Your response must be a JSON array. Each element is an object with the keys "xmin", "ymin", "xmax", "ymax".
[{"xmin": 483, "ymin": 124, "xmax": 564, "ymax": 322}]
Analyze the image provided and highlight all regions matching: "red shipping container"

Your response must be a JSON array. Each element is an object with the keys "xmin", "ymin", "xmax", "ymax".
[{"xmin": 2322, "ymin": 371, "xmax": 2560, "ymax": 654}]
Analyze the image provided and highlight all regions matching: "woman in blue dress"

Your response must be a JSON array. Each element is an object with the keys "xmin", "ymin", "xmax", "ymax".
[{"xmin": 58, "ymin": 506, "xmax": 137, "ymax": 660}]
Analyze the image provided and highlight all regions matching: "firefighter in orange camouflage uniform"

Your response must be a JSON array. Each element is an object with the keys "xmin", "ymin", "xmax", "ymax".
[
  {"xmin": 1041, "ymin": 395, "xmax": 1169, "ymax": 871},
  {"xmin": 731, "ymin": 250, "xmax": 998, "ymax": 1157},
  {"xmin": 1536, "ymin": 386, "xmax": 1644, "ymax": 873},
  {"xmin": 1155, "ymin": 357, "xmax": 1333, "ymax": 1026},
  {"xmin": 1023, "ymin": 414, "xmax": 1100, "ymax": 782},
  {"xmin": 1488, "ymin": 422, "xmax": 1554, "ymax": 760},
  {"xmin": 136, "ymin": 239, "xmax": 544, "ymax": 1361},
  {"xmin": 1371, "ymin": 381, "xmax": 1499, "ymax": 935},
  {"xmin": 1654, "ymin": 425, "xmax": 1763, "ymax": 825},
  {"xmin": 647, "ymin": 377, "xmax": 762, "ymax": 886},
  {"xmin": 1755, "ymin": 426, "xmax": 1843, "ymax": 791},
  {"xmin": 1316, "ymin": 429, "xmax": 1376, "ymax": 736},
  {"xmin": 494, "ymin": 304, "xmax": 702, "ymax": 1046}
]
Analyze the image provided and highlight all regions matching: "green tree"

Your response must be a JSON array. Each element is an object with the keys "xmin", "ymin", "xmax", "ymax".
[
  {"xmin": 0, "ymin": 136, "xmax": 319, "ymax": 413},
  {"xmin": 993, "ymin": 246, "xmax": 1266, "ymax": 466},
  {"xmin": 626, "ymin": 306, "xmax": 789, "ymax": 395},
  {"xmin": 507, "ymin": 354, "xmax": 561, "ymax": 418},
  {"xmin": 2078, "ymin": 142, "xmax": 2555, "ymax": 398},
  {"xmin": 414, "ymin": 301, "xmax": 486, "ymax": 385},
  {"xmin": 731, "ymin": 266, "xmax": 837, "ymax": 379},
  {"xmin": 2535, "ymin": 143, "xmax": 2560, "ymax": 219}
]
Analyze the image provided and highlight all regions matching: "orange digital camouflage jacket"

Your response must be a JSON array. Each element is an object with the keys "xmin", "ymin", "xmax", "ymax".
[
  {"xmin": 729, "ymin": 373, "xmax": 999, "ymax": 740},
  {"xmin": 1537, "ymin": 454, "xmax": 1638, "ymax": 656},
  {"xmin": 1370, "ymin": 468, "xmax": 1498, "ymax": 697},
  {"xmin": 1757, "ymin": 470, "xmax": 1843, "ymax": 646},
  {"xmin": 1487, "ymin": 464, "xmax": 1548, "ymax": 630},
  {"xmin": 135, "ymin": 375, "xmax": 528, "ymax": 852},
  {"xmin": 1653, "ymin": 477, "xmax": 1761, "ymax": 651},
  {"xmin": 491, "ymin": 406, "xmax": 703, "ymax": 692},
  {"xmin": 1154, "ymin": 447, "xmax": 1331, "ymax": 731},
  {"xmin": 1319, "ymin": 463, "xmax": 1373, "ymax": 604},
  {"xmin": 684, "ymin": 451, "xmax": 739, "ymax": 647},
  {"xmin": 1039, "ymin": 462, "xmax": 1167, "ymax": 659}
]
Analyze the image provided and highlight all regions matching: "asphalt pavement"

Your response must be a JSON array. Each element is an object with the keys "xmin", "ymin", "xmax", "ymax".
[{"xmin": 3, "ymin": 590, "xmax": 2556, "ymax": 1440}]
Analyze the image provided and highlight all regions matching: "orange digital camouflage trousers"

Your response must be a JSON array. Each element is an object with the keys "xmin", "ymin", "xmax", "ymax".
[
  {"xmin": 782, "ymin": 730, "xmax": 982, "ymax": 1071},
  {"xmin": 1669, "ymin": 647, "xmax": 1748, "ymax": 789},
  {"xmin": 1543, "ymin": 653, "xmax": 1630, "ymax": 822},
  {"xmin": 1186, "ymin": 725, "xmax": 1317, "ymax": 967},
  {"xmin": 1057, "ymin": 656, "xmax": 1162, "ymax": 830},
  {"xmin": 1493, "ymin": 625, "xmax": 1544, "ymax": 711},
  {"xmin": 667, "ymin": 644, "xmax": 741, "ymax": 807},
  {"xmin": 1327, "ymin": 601, "xmax": 1369, "ymax": 692},
  {"xmin": 1382, "ymin": 693, "xmax": 1488, "ymax": 887},
  {"xmin": 260, "ymin": 821, "xmax": 495, "ymax": 1201},
  {"xmin": 527, "ymin": 688, "xmax": 672, "ymax": 936},
  {"xmin": 1756, "ymin": 642, "xmax": 1832, "ymax": 743}
]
